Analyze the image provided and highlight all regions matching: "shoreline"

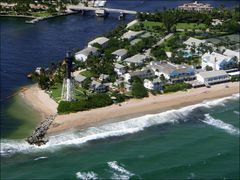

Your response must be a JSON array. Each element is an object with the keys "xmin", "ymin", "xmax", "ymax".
[{"xmin": 20, "ymin": 82, "xmax": 239, "ymax": 136}]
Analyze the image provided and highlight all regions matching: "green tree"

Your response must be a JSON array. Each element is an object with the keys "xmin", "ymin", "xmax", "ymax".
[{"xmin": 131, "ymin": 79, "xmax": 148, "ymax": 98}]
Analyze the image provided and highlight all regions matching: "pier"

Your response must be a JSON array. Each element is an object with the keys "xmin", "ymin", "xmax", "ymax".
[{"xmin": 26, "ymin": 114, "xmax": 56, "ymax": 146}]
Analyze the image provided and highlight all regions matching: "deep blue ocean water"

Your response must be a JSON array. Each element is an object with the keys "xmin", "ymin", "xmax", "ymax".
[{"xmin": 1, "ymin": 0, "xmax": 239, "ymax": 179}]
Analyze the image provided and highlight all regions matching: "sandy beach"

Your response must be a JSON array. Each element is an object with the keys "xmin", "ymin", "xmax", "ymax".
[{"xmin": 21, "ymin": 82, "xmax": 239, "ymax": 135}]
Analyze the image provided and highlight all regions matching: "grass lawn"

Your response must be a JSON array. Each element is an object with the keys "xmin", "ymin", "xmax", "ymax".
[
  {"xmin": 176, "ymin": 23, "xmax": 207, "ymax": 30},
  {"xmin": 80, "ymin": 70, "xmax": 95, "ymax": 78},
  {"xmin": 134, "ymin": 21, "xmax": 207, "ymax": 30},
  {"xmin": 32, "ymin": 11, "xmax": 51, "ymax": 17},
  {"xmin": 50, "ymin": 83, "xmax": 62, "ymax": 102}
]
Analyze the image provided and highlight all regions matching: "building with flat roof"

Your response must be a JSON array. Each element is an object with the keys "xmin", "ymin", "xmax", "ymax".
[
  {"xmin": 114, "ymin": 63, "xmax": 126, "ymax": 76},
  {"xmin": 88, "ymin": 37, "xmax": 109, "ymax": 48},
  {"xmin": 178, "ymin": 1, "xmax": 213, "ymax": 12},
  {"xmin": 196, "ymin": 70, "xmax": 230, "ymax": 85},
  {"xmin": 75, "ymin": 47, "xmax": 99, "ymax": 62}
]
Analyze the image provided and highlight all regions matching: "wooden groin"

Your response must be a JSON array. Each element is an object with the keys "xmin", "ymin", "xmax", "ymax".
[{"xmin": 26, "ymin": 114, "xmax": 56, "ymax": 146}]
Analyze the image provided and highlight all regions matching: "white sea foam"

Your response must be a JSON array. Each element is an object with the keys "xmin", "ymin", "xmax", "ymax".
[
  {"xmin": 34, "ymin": 156, "xmax": 47, "ymax": 161},
  {"xmin": 202, "ymin": 114, "xmax": 240, "ymax": 136},
  {"xmin": 1, "ymin": 93, "xmax": 239, "ymax": 157},
  {"xmin": 233, "ymin": 111, "xmax": 240, "ymax": 116},
  {"xmin": 108, "ymin": 161, "xmax": 134, "ymax": 180},
  {"xmin": 76, "ymin": 171, "xmax": 98, "ymax": 180}
]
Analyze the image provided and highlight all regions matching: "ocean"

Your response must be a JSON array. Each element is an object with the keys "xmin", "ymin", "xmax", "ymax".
[{"xmin": 1, "ymin": 0, "xmax": 239, "ymax": 179}]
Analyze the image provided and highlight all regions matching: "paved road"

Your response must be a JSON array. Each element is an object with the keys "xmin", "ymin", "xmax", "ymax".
[{"xmin": 144, "ymin": 33, "xmax": 174, "ymax": 58}]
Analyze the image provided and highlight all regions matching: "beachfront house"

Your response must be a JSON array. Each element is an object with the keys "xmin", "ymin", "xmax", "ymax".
[
  {"xmin": 114, "ymin": 63, "xmax": 127, "ymax": 76},
  {"xmin": 75, "ymin": 47, "xmax": 99, "ymax": 62},
  {"xmin": 201, "ymin": 52, "xmax": 236, "ymax": 70},
  {"xmin": 90, "ymin": 80, "xmax": 108, "ymax": 92},
  {"xmin": 148, "ymin": 61, "xmax": 195, "ymax": 82},
  {"xmin": 196, "ymin": 70, "xmax": 231, "ymax": 85},
  {"xmin": 183, "ymin": 37, "xmax": 206, "ymax": 50},
  {"xmin": 178, "ymin": 1, "xmax": 213, "ymax": 12},
  {"xmin": 88, "ymin": 37, "xmax": 109, "ymax": 48},
  {"xmin": 124, "ymin": 54, "xmax": 146, "ymax": 66},
  {"xmin": 124, "ymin": 68, "xmax": 155, "ymax": 82},
  {"xmin": 111, "ymin": 49, "xmax": 128, "ymax": 61},
  {"xmin": 144, "ymin": 78, "xmax": 163, "ymax": 91},
  {"xmin": 121, "ymin": 30, "xmax": 144, "ymax": 41},
  {"xmin": 223, "ymin": 49, "xmax": 240, "ymax": 62}
]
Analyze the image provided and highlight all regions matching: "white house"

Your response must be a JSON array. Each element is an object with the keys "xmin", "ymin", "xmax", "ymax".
[
  {"xmin": 148, "ymin": 61, "xmax": 195, "ymax": 82},
  {"xmin": 144, "ymin": 78, "xmax": 163, "ymax": 91},
  {"xmin": 124, "ymin": 68, "xmax": 155, "ymax": 82},
  {"xmin": 196, "ymin": 70, "xmax": 230, "ymax": 84},
  {"xmin": 75, "ymin": 47, "xmax": 99, "ymax": 62},
  {"xmin": 183, "ymin": 37, "xmax": 206, "ymax": 49},
  {"xmin": 99, "ymin": 74, "xmax": 110, "ymax": 82},
  {"xmin": 112, "ymin": 49, "xmax": 128, "ymax": 61},
  {"xmin": 201, "ymin": 52, "xmax": 236, "ymax": 70},
  {"xmin": 88, "ymin": 37, "xmax": 109, "ymax": 48},
  {"xmin": 121, "ymin": 30, "xmax": 144, "ymax": 41},
  {"xmin": 90, "ymin": 80, "xmax": 108, "ymax": 92},
  {"xmin": 124, "ymin": 54, "xmax": 146, "ymax": 66},
  {"xmin": 114, "ymin": 63, "xmax": 126, "ymax": 76},
  {"xmin": 223, "ymin": 49, "xmax": 240, "ymax": 62}
]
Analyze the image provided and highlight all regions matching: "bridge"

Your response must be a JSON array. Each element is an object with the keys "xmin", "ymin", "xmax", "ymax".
[{"xmin": 67, "ymin": 5, "xmax": 138, "ymax": 16}]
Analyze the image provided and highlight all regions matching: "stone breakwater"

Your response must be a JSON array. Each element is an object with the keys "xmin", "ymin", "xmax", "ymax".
[{"xmin": 26, "ymin": 114, "xmax": 56, "ymax": 146}]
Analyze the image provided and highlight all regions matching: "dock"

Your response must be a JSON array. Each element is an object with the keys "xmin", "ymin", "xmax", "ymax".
[{"xmin": 26, "ymin": 114, "xmax": 56, "ymax": 146}]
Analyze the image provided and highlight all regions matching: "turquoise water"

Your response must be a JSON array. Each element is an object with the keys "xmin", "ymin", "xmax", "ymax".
[{"xmin": 1, "ymin": 94, "xmax": 239, "ymax": 179}]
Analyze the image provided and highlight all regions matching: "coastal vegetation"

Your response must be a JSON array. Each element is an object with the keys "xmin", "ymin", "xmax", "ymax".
[{"xmin": 28, "ymin": 4, "xmax": 239, "ymax": 114}]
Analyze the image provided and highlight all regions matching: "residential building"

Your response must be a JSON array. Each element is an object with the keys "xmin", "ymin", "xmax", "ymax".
[
  {"xmin": 90, "ymin": 80, "xmax": 107, "ymax": 92},
  {"xmin": 124, "ymin": 68, "xmax": 155, "ymax": 82},
  {"xmin": 183, "ymin": 37, "xmax": 206, "ymax": 49},
  {"xmin": 121, "ymin": 30, "xmax": 144, "ymax": 41},
  {"xmin": 201, "ymin": 52, "xmax": 236, "ymax": 70},
  {"xmin": 75, "ymin": 47, "xmax": 99, "ymax": 62},
  {"xmin": 148, "ymin": 61, "xmax": 195, "ymax": 82},
  {"xmin": 223, "ymin": 49, "xmax": 240, "ymax": 62},
  {"xmin": 112, "ymin": 49, "xmax": 128, "ymax": 61},
  {"xmin": 144, "ymin": 78, "xmax": 163, "ymax": 91},
  {"xmin": 196, "ymin": 70, "xmax": 230, "ymax": 84},
  {"xmin": 74, "ymin": 74, "xmax": 87, "ymax": 85},
  {"xmin": 178, "ymin": 1, "xmax": 213, "ymax": 12},
  {"xmin": 88, "ymin": 37, "xmax": 109, "ymax": 48},
  {"xmin": 124, "ymin": 54, "xmax": 146, "ymax": 66},
  {"xmin": 99, "ymin": 74, "xmax": 110, "ymax": 82},
  {"xmin": 35, "ymin": 67, "xmax": 42, "ymax": 75},
  {"xmin": 211, "ymin": 19, "xmax": 223, "ymax": 26},
  {"xmin": 114, "ymin": 63, "xmax": 126, "ymax": 76}
]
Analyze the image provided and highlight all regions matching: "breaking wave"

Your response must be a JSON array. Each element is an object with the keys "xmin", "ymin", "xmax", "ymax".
[
  {"xmin": 34, "ymin": 156, "xmax": 47, "ymax": 161},
  {"xmin": 76, "ymin": 171, "xmax": 98, "ymax": 180},
  {"xmin": 108, "ymin": 161, "xmax": 134, "ymax": 180},
  {"xmin": 1, "ymin": 94, "xmax": 239, "ymax": 157},
  {"xmin": 202, "ymin": 114, "xmax": 240, "ymax": 136}
]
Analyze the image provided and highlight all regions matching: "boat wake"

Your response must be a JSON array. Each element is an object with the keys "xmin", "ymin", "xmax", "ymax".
[
  {"xmin": 202, "ymin": 114, "xmax": 240, "ymax": 136},
  {"xmin": 1, "ymin": 94, "xmax": 239, "ymax": 157}
]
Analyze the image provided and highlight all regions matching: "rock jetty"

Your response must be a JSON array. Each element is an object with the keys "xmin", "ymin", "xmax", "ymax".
[{"xmin": 26, "ymin": 114, "xmax": 56, "ymax": 146}]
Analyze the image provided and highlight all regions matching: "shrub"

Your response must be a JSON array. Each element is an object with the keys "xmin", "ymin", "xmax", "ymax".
[
  {"xmin": 58, "ymin": 93, "xmax": 113, "ymax": 114},
  {"xmin": 131, "ymin": 80, "xmax": 148, "ymax": 99},
  {"xmin": 164, "ymin": 82, "xmax": 192, "ymax": 93}
]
